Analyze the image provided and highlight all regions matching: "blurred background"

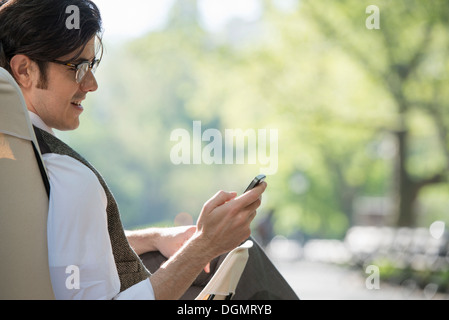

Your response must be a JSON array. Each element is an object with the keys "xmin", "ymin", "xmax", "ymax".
[{"xmin": 61, "ymin": 0, "xmax": 449, "ymax": 299}]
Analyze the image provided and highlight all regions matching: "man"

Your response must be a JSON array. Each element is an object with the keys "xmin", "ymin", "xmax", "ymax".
[{"xmin": 0, "ymin": 0, "xmax": 298, "ymax": 300}]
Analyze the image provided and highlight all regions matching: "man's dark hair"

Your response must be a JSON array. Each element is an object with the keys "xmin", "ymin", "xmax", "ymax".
[{"xmin": 0, "ymin": 0, "xmax": 103, "ymax": 88}]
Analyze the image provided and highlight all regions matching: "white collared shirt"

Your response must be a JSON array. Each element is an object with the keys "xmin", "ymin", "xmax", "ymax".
[{"xmin": 29, "ymin": 111, "xmax": 154, "ymax": 300}]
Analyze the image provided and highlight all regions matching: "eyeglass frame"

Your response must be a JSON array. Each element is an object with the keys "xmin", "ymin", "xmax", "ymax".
[{"xmin": 51, "ymin": 57, "xmax": 100, "ymax": 83}]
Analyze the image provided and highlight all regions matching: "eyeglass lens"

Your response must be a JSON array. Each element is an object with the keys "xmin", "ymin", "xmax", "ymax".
[{"xmin": 76, "ymin": 61, "xmax": 99, "ymax": 83}]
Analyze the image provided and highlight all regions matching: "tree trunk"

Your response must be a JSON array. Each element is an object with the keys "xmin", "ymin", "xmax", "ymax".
[
  {"xmin": 393, "ymin": 129, "xmax": 446, "ymax": 227},
  {"xmin": 393, "ymin": 130, "xmax": 417, "ymax": 227}
]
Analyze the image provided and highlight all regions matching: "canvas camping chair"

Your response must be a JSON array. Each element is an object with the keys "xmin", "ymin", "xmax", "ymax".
[
  {"xmin": 0, "ymin": 67, "xmax": 55, "ymax": 299},
  {"xmin": 195, "ymin": 239, "xmax": 253, "ymax": 300}
]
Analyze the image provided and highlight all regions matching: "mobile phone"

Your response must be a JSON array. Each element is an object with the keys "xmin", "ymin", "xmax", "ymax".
[{"xmin": 244, "ymin": 174, "xmax": 266, "ymax": 193}]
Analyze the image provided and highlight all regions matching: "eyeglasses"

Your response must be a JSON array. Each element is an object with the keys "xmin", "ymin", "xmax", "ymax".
[{"xmin": 51, "ymin": 58, "xmax": 100, "ymax": 83}]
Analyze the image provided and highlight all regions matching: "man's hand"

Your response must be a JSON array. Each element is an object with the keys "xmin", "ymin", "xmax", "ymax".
[
  {"xmin": 195, "ymin": 181, "xmax": 267, "ymax": 257},
  {"xmin": 155, "ymin": 225, "xmax": 196, "ymax": 259},
  {"xmin": 126, "ymin": 225, "xmax": 195, "ymax": 257},
  {"xmin": 135, "ymin": 181, "xmax": 267, "ymax": 300}
]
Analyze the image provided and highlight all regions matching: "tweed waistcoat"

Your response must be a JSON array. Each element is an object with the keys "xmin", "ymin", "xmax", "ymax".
[{"xmin": 33, "ymin": 126, "xmax": 151, "ymax": 292}]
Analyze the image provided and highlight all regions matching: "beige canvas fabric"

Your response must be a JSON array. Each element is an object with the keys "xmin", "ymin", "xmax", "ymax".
[
  {"xmin": 195, "ymin": 240, "xmax": 253, "ymax": 300},
  {"xmin": 0, "ymin": 67, "xmax": 54, "ymax": 299}
]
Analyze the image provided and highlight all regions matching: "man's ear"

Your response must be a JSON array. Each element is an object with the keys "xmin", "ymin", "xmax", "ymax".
[{"xmin": 9, "ymin": 54, "xmax": 35, "ymax": 88}]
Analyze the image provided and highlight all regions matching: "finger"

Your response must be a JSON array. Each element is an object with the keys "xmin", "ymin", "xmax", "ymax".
[
  {"xmin": 241, "ymin": 200, "xmax": 261, "ymax": 224},
  {"xmin": 245, "ymin": 197, "xmax": 262, "ymax": 215},
  {"xmin": 202, "ymin": 190, "xmax": 237, "ymax": 213},
  {"xmin": 184, "ymin": 225, "xmax": 196, "ymax": 239},
  {"xmin": 204, "ymin": 262, "xmax": 210, "ymax": 273},
  {"xmin": 247, "ymin": 210, "xmax": 257, "ymax": 224},
  {"xmin": 233, "ymin": 181, "xmax": 267, "ymax": 208}
]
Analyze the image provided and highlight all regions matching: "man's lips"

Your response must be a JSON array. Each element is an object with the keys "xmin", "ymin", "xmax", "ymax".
[{"xmin": 71, "ymin": 100, "xmax": 84, "ymax": 110}]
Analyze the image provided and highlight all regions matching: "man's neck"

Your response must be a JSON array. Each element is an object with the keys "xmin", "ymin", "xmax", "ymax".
[{"xmin": 28, "ymin": 111, "xmax": 55, "ymax": 136}]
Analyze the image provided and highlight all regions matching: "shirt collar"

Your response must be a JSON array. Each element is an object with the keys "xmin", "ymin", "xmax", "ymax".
[{"xmin": 28, "ymin": 111, "xmax": 55, "ymax": 136}]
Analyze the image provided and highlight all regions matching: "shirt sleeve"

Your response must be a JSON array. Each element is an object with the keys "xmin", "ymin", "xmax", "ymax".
[{"xmin": 43, "ymin": 153, "xmax": 154, "ymax": 300}]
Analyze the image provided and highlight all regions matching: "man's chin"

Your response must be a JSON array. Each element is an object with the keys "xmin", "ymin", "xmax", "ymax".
[{"xmin": 55, "ymin": 120, "xmax": 80, "ymax": 131}]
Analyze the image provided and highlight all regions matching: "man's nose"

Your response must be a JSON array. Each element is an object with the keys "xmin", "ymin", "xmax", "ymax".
[{"xmin": 80, "ymin": 70, "xmax": 98, "ymax": 92}]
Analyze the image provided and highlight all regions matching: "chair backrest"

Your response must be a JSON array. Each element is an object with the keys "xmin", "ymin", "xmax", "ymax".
[
  {"xmin": 195, "ymin": 240, "xmax": 253, "ymax": 300},
  {"xmin": 0, "ymin": 67, "xmax": 55, "ymax": 299}
]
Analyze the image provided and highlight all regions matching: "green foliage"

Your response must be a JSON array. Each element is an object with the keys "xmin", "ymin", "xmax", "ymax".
[{"xmin": 65, "ymin": 0, "xmax": 449, "ymax": 238}]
